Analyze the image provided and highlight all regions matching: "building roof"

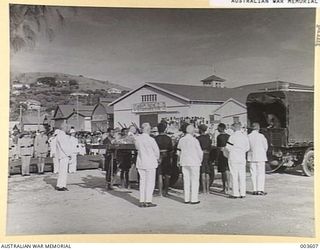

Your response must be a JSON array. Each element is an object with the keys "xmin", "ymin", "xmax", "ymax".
[
  {"xmin": 201, "ymin": 75, "xmax": 226, "ymax": 82},
  {"xmin": 94, "ymin": 102, "xmax": 114, "ymax": 114},
  {"xmin": 148, "ymin": 82, "xmax": 248, "ymax": 103},
  {"xmin": 99, "ymin": 97, "xmax": 118, "ymax": 103},
  {"xmin": 70, "ymin": 92, "xmax": 89, "ymax": 96},
  {"xmin": 213, "ymin": 98, "xmax": 246, "ymax": 114},
  {"xmin": 110, "ymin": 82, "xmax": 249, "ymax": 106},
  {"xmin": 234, "ymin": 81, "xmax": 313, "ymax": 91},
  {"xmin": 55, "ymin": 105, "xmax": 96, "ymax": 118},
  {"xmin": 110, "ymin": 81, "xmax": 313, "ymax": 107}
]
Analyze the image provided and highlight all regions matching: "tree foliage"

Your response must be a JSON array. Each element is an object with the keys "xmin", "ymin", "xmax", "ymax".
[{"xmin": 10, "ymin": 4, "xmax": 76, "ymax": 52}]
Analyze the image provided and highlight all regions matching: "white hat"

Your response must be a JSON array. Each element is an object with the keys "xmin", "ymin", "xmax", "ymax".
[{"xmin": 69, "ymin": 128, "xmax": 76, "ymax": 134}]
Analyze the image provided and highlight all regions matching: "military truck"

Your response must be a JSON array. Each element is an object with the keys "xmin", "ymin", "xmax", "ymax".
[{"xmin": 246, "ymin": 86, "xmax": 314, "ymax": 176}]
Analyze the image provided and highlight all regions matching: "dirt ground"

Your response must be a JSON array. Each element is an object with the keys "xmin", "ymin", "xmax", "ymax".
[{"xmin": 6, "ymin": 164, "xmax": 314, "ymax": 237}]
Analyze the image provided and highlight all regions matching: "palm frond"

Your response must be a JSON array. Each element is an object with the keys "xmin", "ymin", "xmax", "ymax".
[
  {"xmin": 23, "ymin": 24, "xmax": 36, "ymax": 47},
  {"xmin": 11, "ymin": 35, "xmax": 26, "ymax": 52},
  {"xmin": 56, "ymin": 9, "xmax": 65, "ymax": 26},
  {"xmin": 10, "ymin": 4, "xmax": 67, "ymax": 52},
  {"xmin": 46, "ymin": 27, "xmax": 54, "ymax": 42}
]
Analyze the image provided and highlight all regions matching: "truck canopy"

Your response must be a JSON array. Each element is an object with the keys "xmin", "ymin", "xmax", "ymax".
[{"xmin": 246, "ymin": 90, "xmax": 313, "ymax": 146}]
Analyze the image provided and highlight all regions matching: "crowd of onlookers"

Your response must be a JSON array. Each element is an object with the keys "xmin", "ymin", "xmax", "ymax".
[
  {"xmin": 8, "ymin": 117, "xmax": 268, "ymax": 210},
  {"xmin": 8, "ymin": 118, "xmax": 245, "ymax": 164}
]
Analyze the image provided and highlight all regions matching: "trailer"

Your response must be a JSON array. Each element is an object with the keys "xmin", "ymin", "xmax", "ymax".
[{"xmin": 246, "ymin": 88, "xmax": 314, "ymax": 176}]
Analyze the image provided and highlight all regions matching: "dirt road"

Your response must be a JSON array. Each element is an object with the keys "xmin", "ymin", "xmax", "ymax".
[{"xmin": 6, "ymin": 168, "xmax": 314, "ymax": 237}]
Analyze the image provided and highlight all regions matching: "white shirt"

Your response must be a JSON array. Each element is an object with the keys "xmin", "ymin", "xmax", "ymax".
[
  {"xmin": 177, "ymin": 134, "xmax": 203, "ymax": 167},
  {"xmin": 69, "ymin": 136, "xmax": 79, "ymax": 155},
  {"xmin": 226, "ymin": 130, "xmax": 250, "ymax": 163},
  {"xmin": 55, "ymin": 129, "xmax": 73, "ymax": 160},
  {"xmin": 134, "ymin": 133, "xmax": 160, "ymax": 170},
  {"xmin": 247, "ymin": 130, "xmax": 268, "ymax": 162}
]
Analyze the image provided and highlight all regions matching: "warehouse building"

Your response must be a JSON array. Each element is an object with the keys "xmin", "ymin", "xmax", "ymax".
[{"xmin": 110, "ymin": 77, "xmax": 311, "ymax": 129}]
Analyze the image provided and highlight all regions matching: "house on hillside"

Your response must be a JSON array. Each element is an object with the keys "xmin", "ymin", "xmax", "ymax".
[
  {"xmin": 9, "ymin": 121, "xmax": 20, "ymax": 133},
  {"xmin": 12, "ymin": 83, "xmax": 30, "ymax": 90},
  {"xmin": 107, "ymin": 88, "xmax": 122, "ymax": 94},
  {"xmin": 22, "ymin": 99, "xmax": 41, "ymax": 110},
  {"xmin": 11, "ymin": 90, "xmax": 21, "ymax": 96},
  {"xmin": 53, "ymin": 105, "xmax": 96, "ymax": 132},
  {"xmin": 91, "ymin": 102, "xmax": 114, "ymax": 132},
  {"xmin": 70, "ymin": 92, "xmax": 89, "ymax": 97}
]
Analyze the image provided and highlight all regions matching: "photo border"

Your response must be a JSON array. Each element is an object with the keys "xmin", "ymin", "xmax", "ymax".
[{"xmin": 0, "ymin": 0, "xmax": 319, "ymax": 243}]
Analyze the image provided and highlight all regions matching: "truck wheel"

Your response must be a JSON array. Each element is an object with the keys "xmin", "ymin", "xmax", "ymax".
[{"xmin": 302, "ymin": 150, "xmax": 314, "ymax": 177}]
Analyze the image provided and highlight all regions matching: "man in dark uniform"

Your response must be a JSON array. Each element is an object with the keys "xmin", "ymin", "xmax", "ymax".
[
  {"xmin": 155, "ymin": 122, "xmax": 173, "ymax": 197},
  {"xmin": 216, "ymin": 123, "xmax": 230, "ymax": 193},
  {"xmin": 196, "ymin": 124, "xmax": 212, "ymax": 194},
  {"xmin": 118, "ymin": 128, "xmax": 133, "ymax": 189},
  {"xmin": 103, "ymin": 128, "xmax": 116, "ymax": 190}
]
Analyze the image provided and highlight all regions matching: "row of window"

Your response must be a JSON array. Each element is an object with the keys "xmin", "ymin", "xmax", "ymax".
[{"xmin": 142, "ymin": 94, "xmax": 157, "ymax": 102}]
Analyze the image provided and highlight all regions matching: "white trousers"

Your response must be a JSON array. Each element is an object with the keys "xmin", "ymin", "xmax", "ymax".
[
  {"xmin": 182, "ymin": 166, "xmax": 200, "ymax": 202},
  {"xmin": 69, "ymin": 154, "xmax": 77, "ymax": 173},
  {"xmin": 53, "ymin": 157, "xmax": 59, "ymax": 174},
  {"xmin": 138, "ymin": 168, "xmax": 156, "ymax": 203},
  {"xmin": 21, "ymin": 156, "xmax": 31, "ymax": 175},
  {"xmin": 228, "ymin": 161, "xmax": 246, "ymax": 197},
  {"xmin": 249, "ymin": 161, "xmax": 265, "ymax": 192},
  {"xmin": 57, "ymin": 157, "xmax": 69, "ymax": 188}
]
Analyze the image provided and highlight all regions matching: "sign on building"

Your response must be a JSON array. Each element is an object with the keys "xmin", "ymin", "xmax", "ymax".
[{"xmin": 132, "ymin": 102, "xmax": 166, "ymax": 113}]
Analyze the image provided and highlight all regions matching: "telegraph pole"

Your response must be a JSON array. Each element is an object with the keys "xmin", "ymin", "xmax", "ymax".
[
  {"xmin": 76, "ymin": 95, "xmax": 79, "ymax": 131},
  {"xmin": 37, "ymin": 106, "xmax": 41, "ymax": 131},
  {"xmin": 19, "ymin": 104, "xmax": 23, "ymax": 132}
]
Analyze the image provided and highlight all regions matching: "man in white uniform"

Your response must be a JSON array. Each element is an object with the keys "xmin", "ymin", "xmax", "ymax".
[
  {"xmin": 177, "ymin": 124, "xmax": 203, "ymax": 204},
  {"xmin": 134, "ymin": 123, "xmax": 160, "ymax": 208},
  {"xmin": 248, "ymin": 122, "xmax": 268, "ymax": 195},
  {"xmin": 68, "ymin": 128, "xmax": 78, "ymax": 173},
  {"xmin": 226, "ymin": 122, "xmax": 250, "ymax": 198},
  {"xmin": 55, "ymin": 124, "xmax": 73, "ymax": 191},
  {"xmin": 48, "ymin": 131, "xmax": 59, "ymax": 173},
  {"xmin": 34, "ymin": 130, "xmax": 48, "ymax": 174}
]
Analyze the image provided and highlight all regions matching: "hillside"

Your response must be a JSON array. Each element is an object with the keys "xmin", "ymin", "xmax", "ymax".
[
  {"xmin": 10, "ymin": 72, "xmax": 131, "ymax": 91},
  {"xmin": 9, "ymin": 72, "xmax": 131, "ymax": 121}
]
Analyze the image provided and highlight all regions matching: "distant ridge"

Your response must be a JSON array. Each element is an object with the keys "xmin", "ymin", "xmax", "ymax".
[{"xmin": 10, "ymin": 72, "xmax": 131, "ymax": 91}]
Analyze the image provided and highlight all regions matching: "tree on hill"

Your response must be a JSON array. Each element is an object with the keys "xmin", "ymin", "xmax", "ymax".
[
  {"xmin": 37, "ymin": 76, "xmax": 56, "ymax": 86},
  {"xmin": 69, "ymin": 79, "xmax": 79, "ymax": 87}
]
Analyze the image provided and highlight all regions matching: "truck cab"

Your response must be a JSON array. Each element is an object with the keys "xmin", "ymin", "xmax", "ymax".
[{"xmin": 246, "ymin": 87, "xmax": 314, "ymax": 176}]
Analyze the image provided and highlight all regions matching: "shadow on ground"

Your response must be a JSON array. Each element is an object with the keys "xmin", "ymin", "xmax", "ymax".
[
  {"xmin": 43, "ymin": 175, "xmax": 57, "ymax": 189},
  {"xmin": 107, "ymin": 190, "xmax": 141, "ymax": 207}
]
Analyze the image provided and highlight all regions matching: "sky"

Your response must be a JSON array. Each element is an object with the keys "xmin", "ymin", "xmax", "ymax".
[{"xmin": 10, "ymin": 7, "xmax": 315, "ymax": 89}]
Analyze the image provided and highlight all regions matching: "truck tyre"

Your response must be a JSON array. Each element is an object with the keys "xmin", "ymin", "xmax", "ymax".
[{"xmin": 302, "ymin": 150, "xmax": 314, "ymax": 177}]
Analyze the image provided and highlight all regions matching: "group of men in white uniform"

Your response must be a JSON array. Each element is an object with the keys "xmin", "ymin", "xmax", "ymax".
[
  {"xmin": 39, "ymin": 120, "xmax": 268, "ymax": 204},
  {"xmin": 225, "ymin": 122, "xmax": 268, "ymax": 199},
  {"xmin": 133, "ymin": 120, "xmax": 268, "ymax": 207}
]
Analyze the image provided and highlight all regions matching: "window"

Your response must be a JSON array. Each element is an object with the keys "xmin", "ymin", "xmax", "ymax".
[{"xmin": 142, "ymin": 94, "xmax": 157, "ymax": 102}]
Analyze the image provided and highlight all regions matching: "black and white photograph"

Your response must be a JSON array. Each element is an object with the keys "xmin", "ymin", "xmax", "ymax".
[{"xmin": 6, "ymin": 5, "xmax": 315, "ymax": 237}]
